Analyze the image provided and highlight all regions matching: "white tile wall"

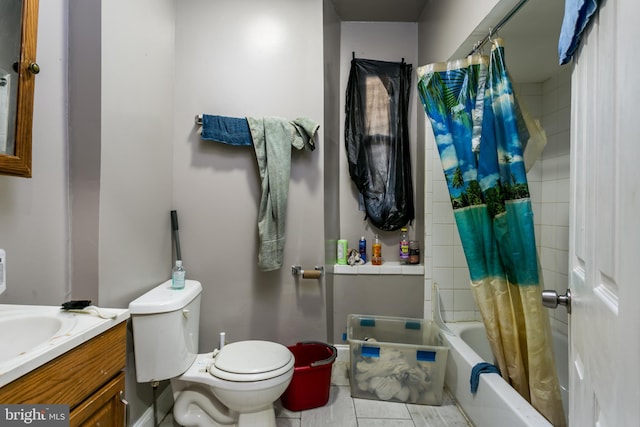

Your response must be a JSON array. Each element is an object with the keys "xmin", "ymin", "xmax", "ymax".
[
  {"xmin": 538, "ymin": 67, "xmax": 572, "ymax": 334},
  {"xmin": 424, "ymin": 67, "xmax": 572, "ymax": 332},
  {"xmin": 424, "ymin": 119, "xmax": 478, "ymax": 322}
]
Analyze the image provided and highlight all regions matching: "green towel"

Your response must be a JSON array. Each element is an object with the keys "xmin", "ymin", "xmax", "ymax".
[{"xmin": 247, "ymin": 116, "xmax": 319, "ymax": 271}]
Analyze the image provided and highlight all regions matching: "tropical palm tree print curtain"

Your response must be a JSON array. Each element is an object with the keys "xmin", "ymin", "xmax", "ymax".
[{"xmin": 417, "ymin": 39, "xmax": 566, "ymax": 427}]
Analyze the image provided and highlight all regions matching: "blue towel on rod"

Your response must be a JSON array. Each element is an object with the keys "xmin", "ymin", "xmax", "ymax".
[
  {"xmin": 470, "ymin": 362, "xmax": 501, "ymax": 393},
  {"xmin": 558, "ymin": 0, "xmax": 599, "ymax": 65},
  {"xmin": 201, "ymin": 114, "xmax": 253, "ymax": 146}
]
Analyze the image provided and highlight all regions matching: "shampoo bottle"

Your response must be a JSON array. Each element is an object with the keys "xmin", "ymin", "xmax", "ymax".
[{"xmin": 358, "ymin": 236, "xmax": 367, "ymax": 264}]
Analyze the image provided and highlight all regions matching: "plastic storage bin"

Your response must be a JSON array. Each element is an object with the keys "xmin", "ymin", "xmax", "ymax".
[
  {"xmin": 347, "ymin": 314, "xmax": 449, "ymax": 405},
  {"xmin": 280, "ymin": 341, "xmax": 337, "ymax": 411}
]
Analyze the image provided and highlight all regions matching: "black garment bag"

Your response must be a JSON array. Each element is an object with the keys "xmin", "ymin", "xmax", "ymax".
[{"xmin": 345, "ymin": 58, "xmax": 414, "ymax": 231}]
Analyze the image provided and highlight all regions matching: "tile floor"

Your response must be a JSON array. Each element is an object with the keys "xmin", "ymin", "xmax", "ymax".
[
  {"xmin": 272, "ymin": 385, "xmax": 472, "ymax": 427},
  {"xmin": 160, "ymin": 349, "xmax": 472, "ymax": 427}
]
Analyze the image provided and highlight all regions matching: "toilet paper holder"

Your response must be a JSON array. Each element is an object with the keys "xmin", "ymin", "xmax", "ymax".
[{"xmin": 291, "ymin": 265, "xmax": 324, "ymax": 279}]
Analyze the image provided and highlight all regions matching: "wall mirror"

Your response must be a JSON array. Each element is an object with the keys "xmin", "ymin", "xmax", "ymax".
[{"xmin": 0, "ymin": 0, "xmax": 39, "ymax": 178}]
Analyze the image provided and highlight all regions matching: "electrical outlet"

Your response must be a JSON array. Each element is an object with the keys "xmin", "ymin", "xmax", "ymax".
[{"xmin": 0, "ymin": 249, "xmax": 5, "ymax": 296}]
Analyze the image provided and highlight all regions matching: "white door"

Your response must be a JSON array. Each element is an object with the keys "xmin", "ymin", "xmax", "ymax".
[{"xmin": 568, "ymin": 0, "xmax": 640, "ymax": 425}]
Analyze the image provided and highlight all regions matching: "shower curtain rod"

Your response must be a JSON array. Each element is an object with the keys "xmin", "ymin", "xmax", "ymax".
[{"xmin": 469, "ymin": 0, "xmax": 528, "ymax": 55}]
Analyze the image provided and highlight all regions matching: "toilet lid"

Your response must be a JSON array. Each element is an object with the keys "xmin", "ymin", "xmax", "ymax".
[{"xmin": 209, "ymin": 340, "xmax": 294, "ymax": 382}]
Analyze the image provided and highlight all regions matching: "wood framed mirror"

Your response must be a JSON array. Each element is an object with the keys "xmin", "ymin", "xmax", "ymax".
[{"xmin": 0, "ymin": 0, "xmax": 39, "ymax": 178}]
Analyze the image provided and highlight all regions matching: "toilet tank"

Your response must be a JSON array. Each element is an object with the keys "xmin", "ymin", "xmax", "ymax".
[{"xmin": 129, "ymin": 279, "xmax": 202, "ymax": 382}]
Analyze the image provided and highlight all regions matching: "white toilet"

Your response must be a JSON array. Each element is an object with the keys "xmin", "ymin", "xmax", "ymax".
[{"xmin": 129, "ymin": 279, "xmax": 295, "ymax": 427}]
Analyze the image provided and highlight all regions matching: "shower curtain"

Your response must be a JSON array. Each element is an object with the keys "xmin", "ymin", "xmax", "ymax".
[{"xmin": 417, "ymin": 39, "xmax": 566, "ymax": 427}]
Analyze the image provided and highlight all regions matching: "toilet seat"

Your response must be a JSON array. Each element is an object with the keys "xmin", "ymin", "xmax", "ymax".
[{"xmin": 209, "ymin": 340, "xmax": 294, "ymax": 382}]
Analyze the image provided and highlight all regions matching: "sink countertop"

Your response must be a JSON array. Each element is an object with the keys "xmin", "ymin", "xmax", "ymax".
[{"xmin": 0, "ymin": 304, "xmax": 129, "ymax": 388}]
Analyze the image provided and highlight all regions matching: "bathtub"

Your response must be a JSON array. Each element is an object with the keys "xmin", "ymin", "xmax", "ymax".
[{"xmin": 443, "ymin": 322, "xmax": 568, "ymax": 427}]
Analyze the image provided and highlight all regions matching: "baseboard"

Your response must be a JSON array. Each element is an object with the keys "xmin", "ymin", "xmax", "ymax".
[
  {"xmin": 132, "ymin": 407, "xmax": 154, "ymax": 427},
  {"xmin": 131, "ymin": 384, "xmax": 174, "ymax": 427}
]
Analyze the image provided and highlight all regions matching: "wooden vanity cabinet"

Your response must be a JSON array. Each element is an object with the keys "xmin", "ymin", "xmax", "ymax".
[
  {"xmin": 0, "ymin": 321, "xmax": 127, "ymax": 426},
  {"xmin": 69, "ymin": 372, "xmax": 126, "ymax": 427}
]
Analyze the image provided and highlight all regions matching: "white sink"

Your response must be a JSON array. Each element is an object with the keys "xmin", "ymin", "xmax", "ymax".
[
  {"xmin": 0, "ymin": 312, "xmax": 75, "ymax": 364},
  {"xmin": 0, "ymin": 304, "xmax": 129, "ymax": 388}
]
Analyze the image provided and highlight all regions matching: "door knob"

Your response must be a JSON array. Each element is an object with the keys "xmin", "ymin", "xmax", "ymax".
[
  {"xmin": 542, "ymin": 289, "xmax": 571, "ymax": 314},
  {"xmin": 28, "ymin": 62, "xmax": 40, "ymax": 75}
]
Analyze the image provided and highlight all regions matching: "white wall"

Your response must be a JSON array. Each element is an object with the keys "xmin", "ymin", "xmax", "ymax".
[
  {"xmin": 425, "ymin": 127, "xmax": 479, "ymax": 321},
  {"xmin": 512, "ymin": 71, "xmax": 572, "ymax": 335},
  {"xmin": 98, "ymin": 0, "xmax": 176, "ymax": 307},
  {"xmin": 417, "ymin": 0, "xmax": 502, "ymax": 65},
  {"xmin": 67, "ymin": 0, "xmax": 177, "ymax": 422},
  {"xmin": 73, "ymin": 1, "xmax": 327, "ymax": 422},
  {"xmin": 68, "ymin": 0, "xmax": 101, "ymax": 304},
  {"xmin": 323, "ymin": 0, "xmax": 342, "ymax": 342},
  {"xmin": 538, "ymin": 68, "xmax": 571, "ymax": 334},
  {"xmin": 496, "ymin": 72, "xmax": 571, "ymax": 331},
  {"xmin": 172, "ymin": 0, "xmax": 326, "ymax": 352},
  {"xmin": 69, "ymin": 0, "xmax": 326, "ymax": 352},
  {"xmin": 0, "ymin": 0, "xmax": 69, "ymax": 305},
  {"xmin": 338, "ymin": 21, "xmax": 421, "ymax": 254},
  {"xmin": 330, "ymin": 21, "xmax": 425, "ymax": 342}
]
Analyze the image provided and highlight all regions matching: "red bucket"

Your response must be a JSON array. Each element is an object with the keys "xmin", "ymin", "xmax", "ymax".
[{"xmin": 280, "ymin": 341, "xmax": 337, "ymax": 411}]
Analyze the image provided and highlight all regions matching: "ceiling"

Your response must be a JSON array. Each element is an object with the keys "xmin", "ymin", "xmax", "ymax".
[
  {"xmin": 330, "ymin": 0, "xmax": 566, "ymax": 83},
  {"xmin": 331, "ymin": 0, "xmax": 429, "ymax": 22},
  {"xmin": 485, "ymin": 1, "xmax": 565, "ymax": 82}
]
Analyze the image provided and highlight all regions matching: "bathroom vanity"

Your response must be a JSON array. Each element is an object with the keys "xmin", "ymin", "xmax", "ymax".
[{"xmin": 0, "ymin": 305, "xmax": 129, "ymax": 426}]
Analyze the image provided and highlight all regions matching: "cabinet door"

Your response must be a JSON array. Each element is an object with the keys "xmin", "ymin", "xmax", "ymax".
[{"xmin": 69, "ymin": 372, "xmax": 125, "ymax": 427}]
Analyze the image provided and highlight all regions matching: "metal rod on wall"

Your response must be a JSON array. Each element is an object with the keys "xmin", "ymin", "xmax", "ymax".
[{"xmin": 468, "ymin": 0, "xmax": 528, "ymax": 55}]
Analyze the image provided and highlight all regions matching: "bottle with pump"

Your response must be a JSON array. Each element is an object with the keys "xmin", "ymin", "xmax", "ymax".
[
  {"xmin": 399, "ymin": 227, "xmax": 409, "ymax": 264},
  {"xmin": 172, "ymin": 260, "xmax": 186, "ymax": 289},
  {"xmin": 372, "ymin": 234, "xmax": 382, "ymax": 265},
  {"xmin": 358, "ymin": 236, "xmax": 367, "ymax": 264}
]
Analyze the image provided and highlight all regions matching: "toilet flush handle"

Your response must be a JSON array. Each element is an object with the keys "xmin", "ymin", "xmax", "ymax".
[{"xmin": 182, "ymin": 309, "xmax": 190, "ymax": 318}]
